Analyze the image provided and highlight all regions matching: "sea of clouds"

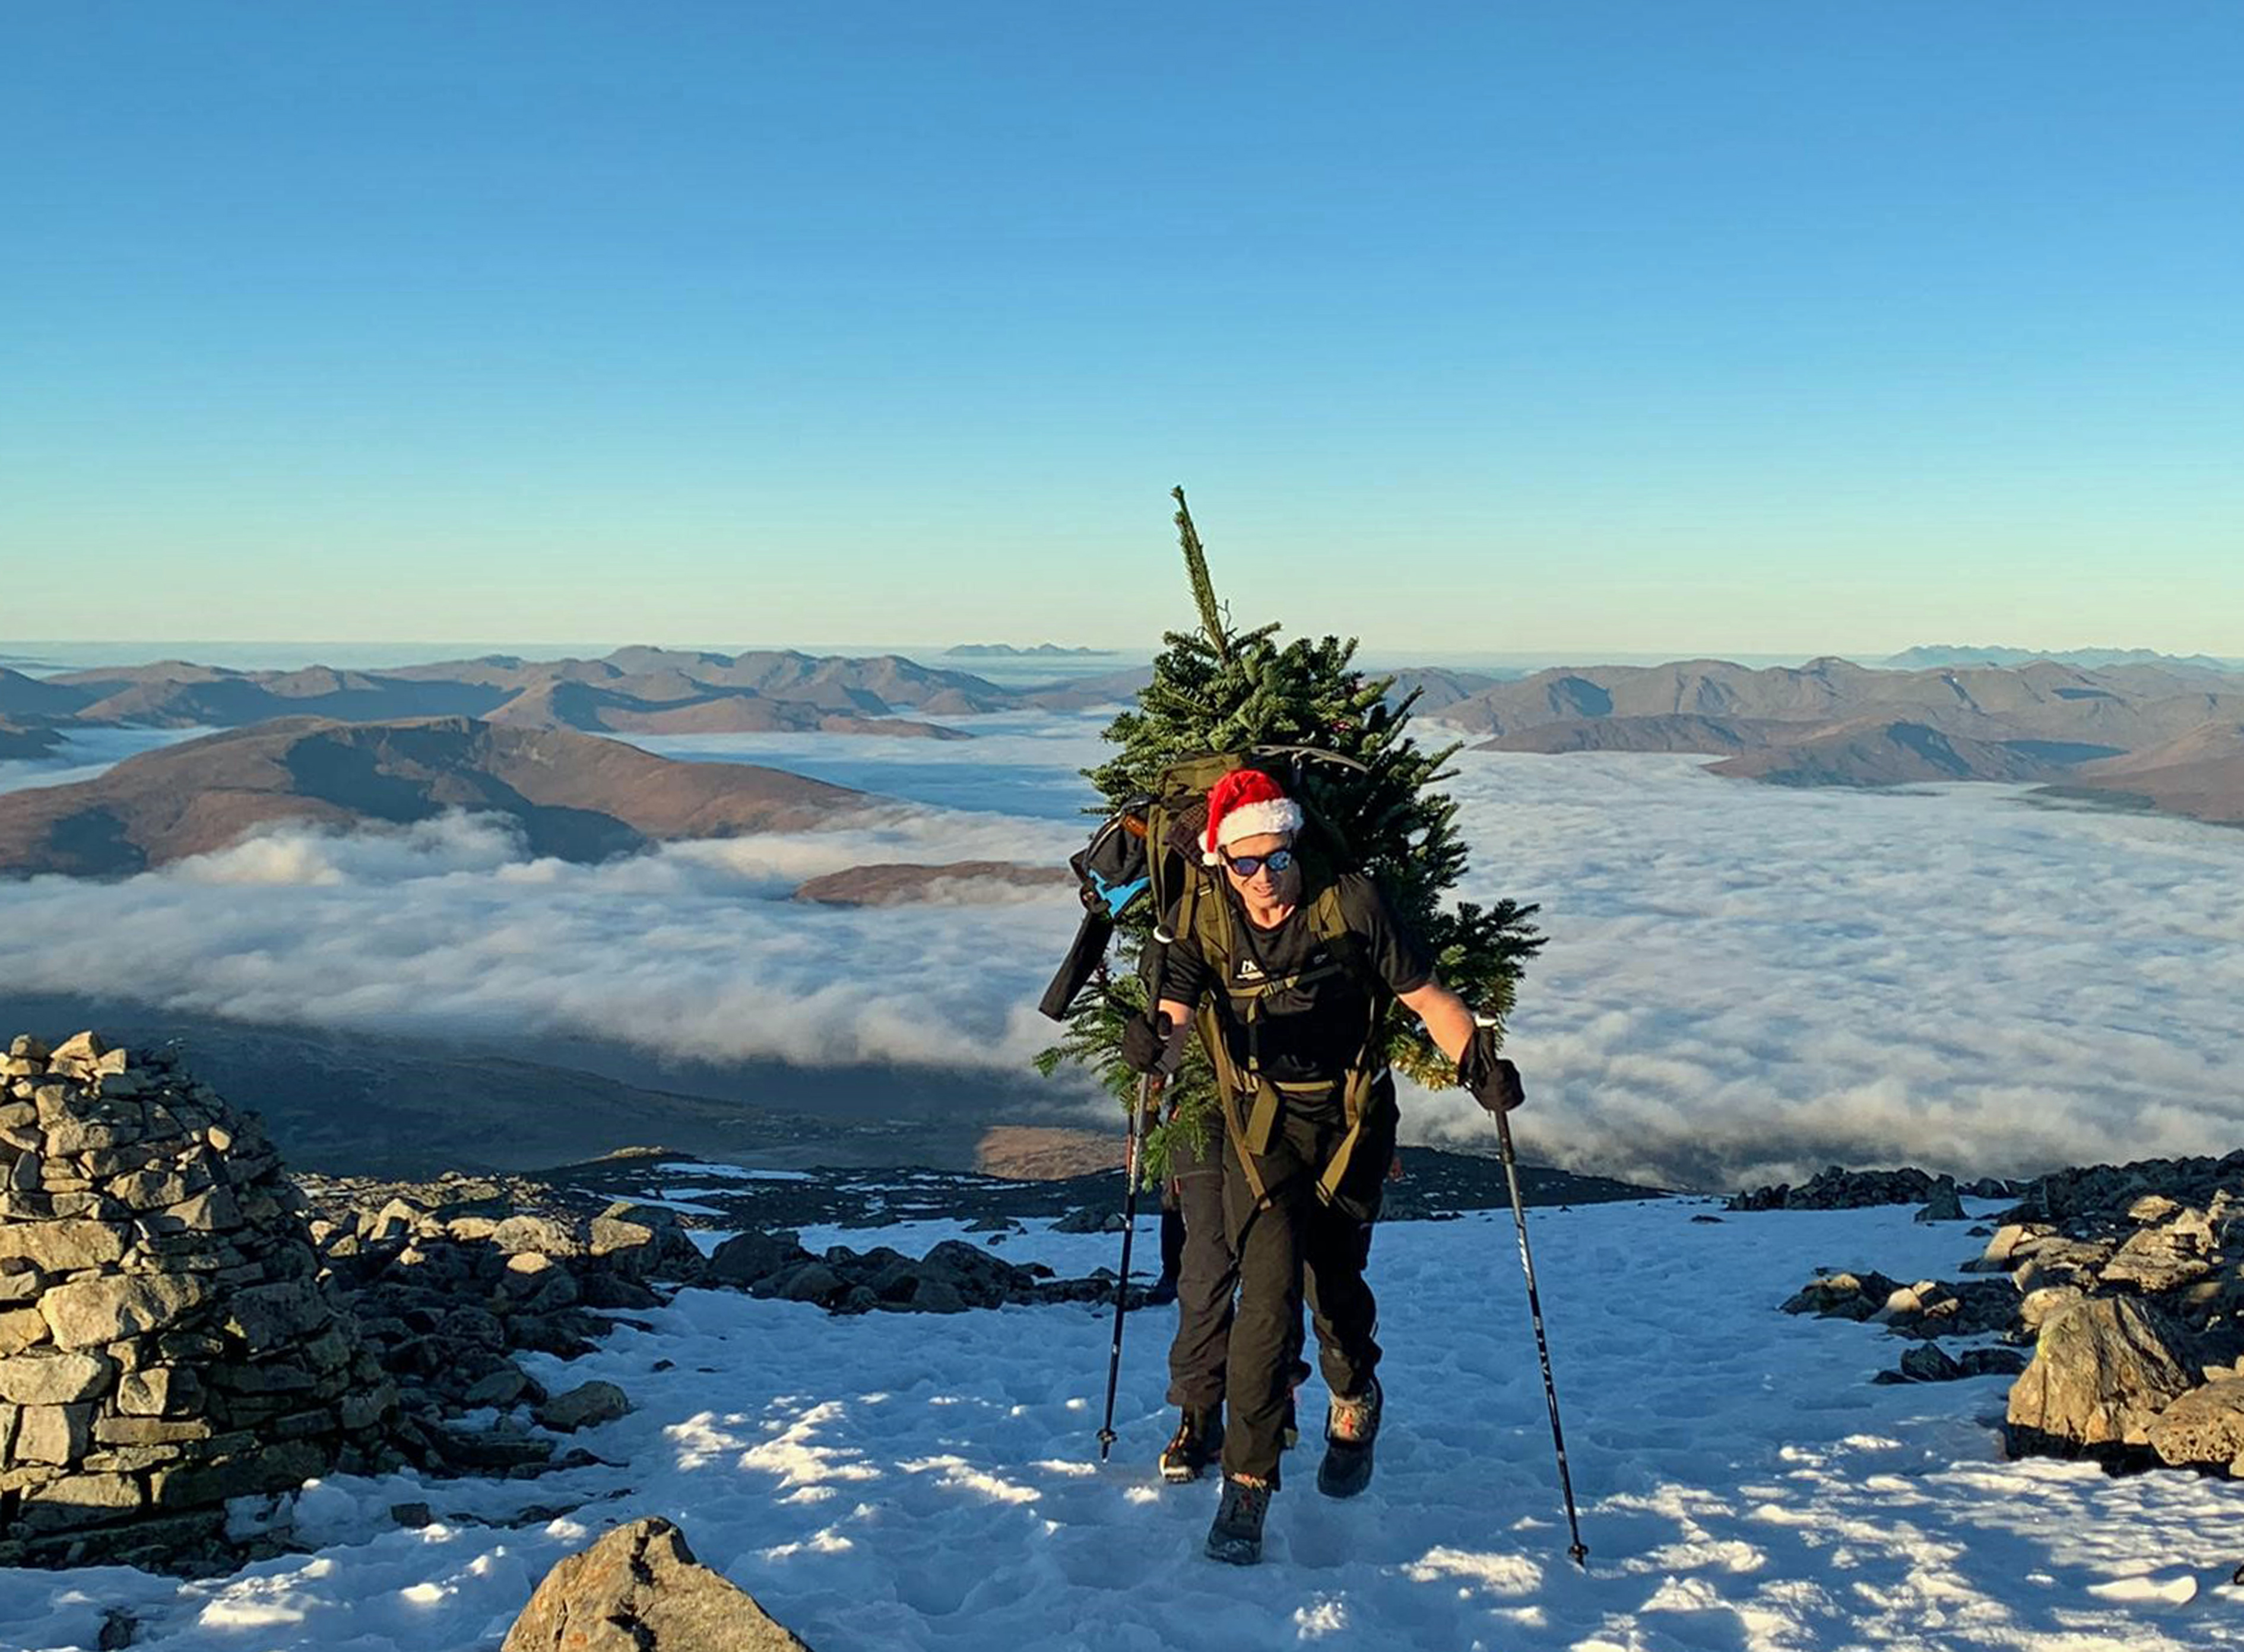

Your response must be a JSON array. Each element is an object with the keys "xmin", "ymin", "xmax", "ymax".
[{"xmin": 2, "ymin": 709, "xmax": 2239, "ymax": 1191}]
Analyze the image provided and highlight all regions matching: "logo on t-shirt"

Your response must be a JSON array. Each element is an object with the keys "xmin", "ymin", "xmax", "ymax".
[{"xmin": 1235, "ymin": 958, "xmax": 1266, "ymax": 982}]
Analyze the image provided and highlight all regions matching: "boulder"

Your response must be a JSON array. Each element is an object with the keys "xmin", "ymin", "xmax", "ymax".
[
  {"xmin": 1913, "ymin": 1182, "xmax": 1968, "ymax": 1223},
  {"xmin": 535, "ymin": 1380, "xmax": 630, "ymax": 1434},
  {"xmin": 2100, "ymin": 1212, "xmax": 2217, "ymax": 1295},
  {"xmin": 705, "ymin": 1229, "xmax": 812, "ymax": 1288},
  {"xmin": 1053, "ymin": 1206, "xmax": 1126, "ymax": 1234},
  {"xmin": 2006, "ymin": 1296, "xmax": 2199, "ymax": 1454},
  {"xmin": 1780, "ymin": 1271, "xmax": 1900, "ymax": 1322},
  {"xmin": 502, "ymin": 1516, "xmax": 814, "ymax": 1651},
  {"xmin": 590, "ymin": 1203, "xmax": 698, "ymax": 1280},
  {"xmin": 2147, "ymin": 1375, "xmax": 2244, "ymax": 1472}
]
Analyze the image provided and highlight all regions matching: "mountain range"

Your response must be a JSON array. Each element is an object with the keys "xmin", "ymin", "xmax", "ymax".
[
  {"xmin": 0, "ymin": 647, "xmax": 1120, "ymax": 743},
  {"xmin": 1428, "ymin": 656, "xmax": 2244, "ymax": 825},
  {"xmin": 1882, "ymin": 644, "xmax": 2244, "ymax": 672},
  {"xmin": 0, "ymin": 716, "xmax": 865, "ymax": 877}
]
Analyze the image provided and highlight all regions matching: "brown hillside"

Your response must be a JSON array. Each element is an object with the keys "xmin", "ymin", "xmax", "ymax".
[
  {"xmin": 2065, "ymin": 723, "xmax": 2244, "ymax": 826},
  {"xmin": 0, "ymin": 716, "xmax": 866, "ymax": 878}
]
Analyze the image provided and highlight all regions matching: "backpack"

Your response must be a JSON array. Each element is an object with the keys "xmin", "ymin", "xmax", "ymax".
[{"xmin": 1048, "ymin": 747, "xmax": 1394, "ymax": 1214}]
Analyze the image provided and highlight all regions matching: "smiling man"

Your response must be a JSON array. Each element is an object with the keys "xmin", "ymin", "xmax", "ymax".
[{"xmin": 1120, "ymin": 766, "xmax": 1524, "ymax": 1564}]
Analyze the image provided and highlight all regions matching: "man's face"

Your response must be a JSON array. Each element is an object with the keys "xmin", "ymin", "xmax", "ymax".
[{"xmin": 1221, "ymin": 831, "xmax": 1299, "ymax": 899}]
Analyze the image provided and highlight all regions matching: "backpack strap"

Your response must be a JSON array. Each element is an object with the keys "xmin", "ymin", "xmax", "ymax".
[
  {"xmin": 1304, "ymin": 882, "xmax": 1390, "ymax": 1207},
  {"xmin": 1190, "ymin": 874, "xmax": 1397, "ymax": 1212}
]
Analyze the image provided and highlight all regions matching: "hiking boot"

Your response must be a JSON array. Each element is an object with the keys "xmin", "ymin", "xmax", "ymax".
[
  {"xmin": 1159, "ymin": 1406, "xmax": 1224, "ymax": 1484},
  {"xmin": 1204, "ymin": 1474, "xmax": 1272, "ymax": 1565},
  {"xmin": 1316, "ymin": 1375, "xmax": 1381, "ymax": 1499}
]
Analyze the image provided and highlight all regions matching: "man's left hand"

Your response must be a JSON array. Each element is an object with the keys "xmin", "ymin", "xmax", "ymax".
[{"xmin": 1460, "ymin": 1028, "xmax": 1525, "ymax": 1114}]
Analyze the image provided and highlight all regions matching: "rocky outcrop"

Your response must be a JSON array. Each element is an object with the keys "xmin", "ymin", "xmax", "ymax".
[
  {"xmin": 502, "ymin": 1516, "xmax": 814, "ymax": 1651},
  {"xmin": 1782, "ymin": 1151, "xmax": 2244, "ymax": 1475},
  {"xmin": 291, "ymin": 1174, "xmax": 703, "ymax": 1480},
  {"xmin": 1732, "ymin": 1166, "xmax": 2008, "ymax": 1212},
  {"xmin": 1783, "ymin": 1270, "xmax": 2017, "ymax": 1342},
  {"xmin": 0, "ymin": 1032, "xmax": 394, "ymax": 1569},
  {"xmin": 704, "ymin": 1228, "xmax": 1134, "ymax": 1314}
]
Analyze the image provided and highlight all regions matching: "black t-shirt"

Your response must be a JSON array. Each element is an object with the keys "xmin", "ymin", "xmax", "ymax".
[{"xmin": 1159, "ymin": 871, "xmax": 1434, "ymax": 1089}]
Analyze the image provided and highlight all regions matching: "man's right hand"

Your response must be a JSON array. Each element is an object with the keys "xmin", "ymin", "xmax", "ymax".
[{"xmin": 1120, "ymin": 1010, "xmax": 1172, "ymax": 1075}]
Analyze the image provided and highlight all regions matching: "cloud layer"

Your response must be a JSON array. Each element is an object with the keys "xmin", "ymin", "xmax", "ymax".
[{"xmin": 4, "ymin": 718, "xmax": 2240, "ymax": 1190}]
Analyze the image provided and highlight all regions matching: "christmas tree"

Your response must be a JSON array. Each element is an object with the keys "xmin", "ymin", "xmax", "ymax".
[{"xmin": 1037, "ymin": 487, "xmax": 1545, "ymax": 1171}]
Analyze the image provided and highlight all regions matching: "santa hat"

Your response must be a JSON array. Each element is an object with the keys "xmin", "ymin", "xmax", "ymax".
[{"xmin": 1202, "ymin": 768, "xmax": 1304, "ymax": 864}]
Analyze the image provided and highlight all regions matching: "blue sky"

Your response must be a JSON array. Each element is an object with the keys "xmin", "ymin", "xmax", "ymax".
[{"xmin": 5, "ymin": 2, "xmax": 2238, "ymax": 657}]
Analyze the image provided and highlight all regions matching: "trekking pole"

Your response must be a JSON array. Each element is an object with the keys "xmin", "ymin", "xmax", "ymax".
[
  {"xmin": 1492, "ymin": 1095, "xmax": 1590, "ymax": 1569},
  {"xmin": 1096, "ymin": 1070, "xmax": 1161, "ymax": 1460}
]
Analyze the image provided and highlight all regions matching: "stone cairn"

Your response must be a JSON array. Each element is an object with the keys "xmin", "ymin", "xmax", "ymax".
[{"xmin": 0, "ymin": 1032, "xmax": 394, "ymax": 1568}]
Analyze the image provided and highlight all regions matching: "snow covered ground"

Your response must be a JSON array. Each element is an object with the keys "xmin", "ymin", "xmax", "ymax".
[{"xmin": 7, "ymin": 1196, "xmax": 2242, "ymax": 1651}]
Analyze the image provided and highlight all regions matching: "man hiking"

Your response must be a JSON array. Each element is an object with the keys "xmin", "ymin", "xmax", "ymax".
[{"xmin": 1120, "ymin": 767, "xmax": 1524, "ymax": 1565}]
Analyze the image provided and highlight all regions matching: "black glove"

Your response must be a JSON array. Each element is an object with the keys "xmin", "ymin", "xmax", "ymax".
[
  {"xmin": 1459, "ymin": 1027, "xmax": 1524, "ymax": 1114},
  {"xmin": 1120, "ymin": 1010, "xmax": 1173, "ymax": 1076}
]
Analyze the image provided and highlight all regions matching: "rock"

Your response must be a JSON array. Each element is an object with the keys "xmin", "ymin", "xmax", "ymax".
[
  {"xmin": 1730, "ymin": 1165, "xmax": 1945, "ymax": 1212},
  {"xmin": 223, "ymin": 1280, "xmax": 332, "ymax": 1353},
  {"xmin": 706, "ymin": 1229, "xmax": 812, "ymax": 1288},
  {"xmin": 367, "ymin": 1197, "xmax": 430, "ymax": 1243},
  {"xmin": 1961, "ymin": 1222, "xmax": 2042, "ymax": 1273},
  {"xmin": 15, "ymin": 1403, "xmax": 94, "ymax": 1464},
  {"xmin": 1874, "ymin": 1344, "xmax": 1964, "ymax": 1383},
  {"xmin": 536, "ymin": 1380, "xmax": 630, "ymax": 1434},
  {"xmin": 391, "ymin": 1501, "xmax": 433, "ymax": 1529},
  {"xmin": 1958, "ymin": 1347, "xmax": 2029, "ymax": 1378},
  {"xmin": 2147, "ymin": 1376, "xmax": 2244, "ymax": 1472},
  {"xmin": 17, "ymin": 1470, "xmax": 143, "ymax": 1529},
  {"xmin": 2006, "ymin": 1296, "xmax": 2199, "ymax": 1455},
  {"xmin": 1874, "ymin": 1278, "xmax": 2020, "ymax": 1341},
  {"xmin": 1780, "ymin": 1271, "xmax": 1900, "ymax": 1322},
  {"xmin": 1913, "ymin": 1183, "xmax": 1968, "ymax": 1223},
  {"xmin": 0, "ymin": 1305, "xmax": 47, "ymax": 1358},
  {"xmin": 0, "ymin": 1349, "xmax": 116, "ymax": 1404},
  {"xmin": 917, "ymin": 1241, "xmax": 1036, "ymax": 1308},
  {"xmin": 465, "ymin": 1368, "xmax": 531, "ymax": 1410},
  {"xmin": 2101, "ymin": 1213, "xmax": 2217, "ymax": 1295},
  {"xmin": 1053, "ymin": 1206, "xmax": 1126, "ymax": 1234},
  {"xmin": 149, "ymin": 1438, "xmax": 329, "ymax": 1508},
  {"xmin": 590, "ymin": 1203, "xmax": 698, "ymax": 1280},
  {"xmin": 765, "ymin": 1261, "xmax": 847, "ymax": 1306},
  {"xmin": 40, "ymin": 1274, "xmax": 213, "ymax": 1349},
  {"xmin": 502, "ymin": 1516, "xmax": 814, "ymax": 1651},
  {"xmin": 492, "ymin": 1215, "xmax": 579, "ymax": 1258},
  {"xmin": 49, "ymin": 1032, "xmax": 109, "ymax": 1065},
  {"xmin": 0, "ymin": 1219, "xmax": 129, "ymax": 1274},
  {"xmin": 904, "ymin": 1277, "xmax": 968, "ymax": 1314}
]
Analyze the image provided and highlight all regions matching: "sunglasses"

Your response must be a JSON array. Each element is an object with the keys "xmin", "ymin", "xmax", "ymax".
[{"xmin": 1221, "ymin": 846, "xmax": 1295, "ymax": 878}]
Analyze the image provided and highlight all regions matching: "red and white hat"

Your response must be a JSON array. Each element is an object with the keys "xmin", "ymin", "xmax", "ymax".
[{"xmin": 1202, "ymin": 768, "xmax": 1304, "ymax": 864}]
